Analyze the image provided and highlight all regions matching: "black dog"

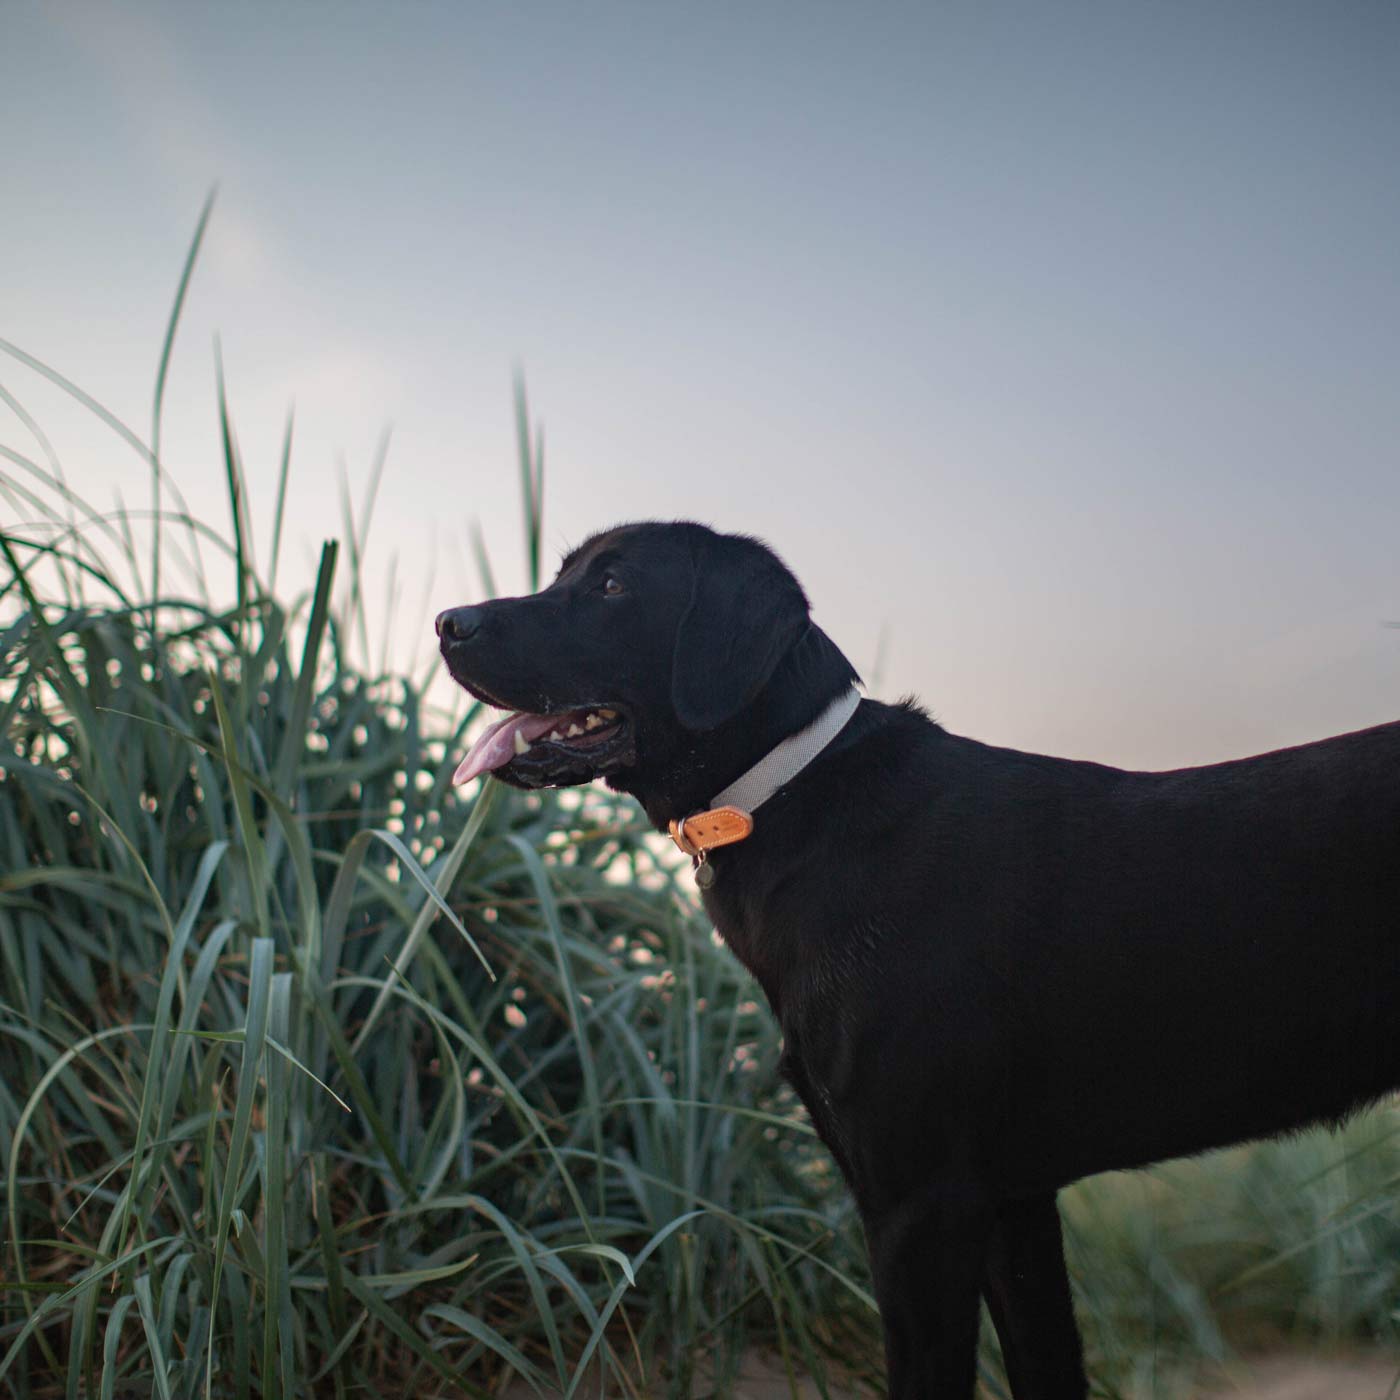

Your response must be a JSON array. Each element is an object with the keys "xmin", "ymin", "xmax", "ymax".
[{"xmin": 437, "ymin": 520, "xmax": 1400, "ymax": 1399}]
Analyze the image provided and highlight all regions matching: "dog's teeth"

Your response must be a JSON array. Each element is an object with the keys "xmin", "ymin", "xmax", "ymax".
[
  {"xmin": 599, "ymin": 708, "xmax": 617, "ymax": 719},
  {"xmin": 513, "ymin": 730, "xmax": 530, "ymax": 755},
  {"xmin": 567, "ymin": 722, "xmax": 583, "ymax": 737},
  {"xmin": 547, "ymin": 729, "xmax": 562, "ymax": 742},
  {"xmin": 585, "ymin": 713, "xmax": 602, "ymax": 730}
]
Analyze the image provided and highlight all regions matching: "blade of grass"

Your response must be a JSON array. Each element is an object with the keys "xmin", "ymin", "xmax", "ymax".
[
  {"xmin": 346, "ymin": 791, "xmax": 499, "ymax": 1053},
  {"xmin": 267, "ymin": 408, "xmax": 294, "ymax": 597},
  {"xmin": 506, "ymin": 834, "xmax": 606, "ymax": 1220},
  {"xmin": 133, "ymin": 1272, "xmax": 174, "ymax": 1400},
  {"xmin": 213, "ymin": 340, "xmax": 252, "ymax": 639},
  {"xmin": 151, "ymin": 188, "xmax": 217, "ymax": 612},
  {"xmin": 513, "ymin": 373, "xmax": 543, "ymax": 590},
  {"xmin": 272, "ymin": 539, "xmax": 337, "ymax": 803},
  {"xmin": 261, "ymin": 972, "xmax": 294, "ymax": 1400},
  {"xmin": 204, "ymin": 937, "xmax": 274, "ymax": 1400},
  {"xmin": 209, "ymin": 670, "xmax": 269, "ymax": 937}
]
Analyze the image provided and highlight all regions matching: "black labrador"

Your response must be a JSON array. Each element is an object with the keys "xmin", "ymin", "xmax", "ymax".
[{"xmin": 436, "ymin": 520, "xmax": 1400, "ymax": 1399}]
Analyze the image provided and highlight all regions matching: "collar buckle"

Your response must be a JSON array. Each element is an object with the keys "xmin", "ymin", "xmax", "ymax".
[{"xmin": 668, "ymin": 806, "xmax": 754, "ymax": 860}]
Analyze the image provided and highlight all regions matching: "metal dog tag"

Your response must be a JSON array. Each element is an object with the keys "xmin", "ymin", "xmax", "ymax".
[{"xmin": 694, "ymin": 857, "xmax": 716, "ymax": 889}]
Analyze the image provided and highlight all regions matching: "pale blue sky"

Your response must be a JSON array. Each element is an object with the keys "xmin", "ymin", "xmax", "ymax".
[{"xmin": 4, "ymin": 1, "xmax": 1398, "ymax": 768}]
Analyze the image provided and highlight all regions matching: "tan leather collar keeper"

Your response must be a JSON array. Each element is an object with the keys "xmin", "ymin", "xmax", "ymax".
[{"xmin": 668, "ymin": 806, "xmax": 754, "ymax": 858}]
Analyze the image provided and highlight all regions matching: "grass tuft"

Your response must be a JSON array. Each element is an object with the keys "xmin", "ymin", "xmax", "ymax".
[{"xmin": 0, "ymin": 332, "xmax": 873, "ymax": 1399}]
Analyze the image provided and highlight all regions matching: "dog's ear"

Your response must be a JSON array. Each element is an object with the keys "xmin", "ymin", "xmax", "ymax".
[{"xmin": 670, "ymin": 532, "xmax": 810, "ymax": 731}]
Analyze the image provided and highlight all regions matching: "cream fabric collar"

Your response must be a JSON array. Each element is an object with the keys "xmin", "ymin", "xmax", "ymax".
[{"xmin": 668, "ymin": 684, "xmax": 862, "ymax": 866}]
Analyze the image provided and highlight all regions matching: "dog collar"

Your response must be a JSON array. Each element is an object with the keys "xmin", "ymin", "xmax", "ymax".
[{"xmin": 668, "ymin": 684, "xmax": 861, "ymax": 876}]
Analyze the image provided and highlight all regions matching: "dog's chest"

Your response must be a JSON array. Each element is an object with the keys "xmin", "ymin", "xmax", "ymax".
[
  {"xmin": 699, "ymin": 862, "xmax": 879, "ymax": 1033},
  {"xmin": 699, "ymin": 880, "xmax": 784, "ymax": 1003},
  {"xmin": 698, "ymin": 855, "xmax": 844, "ymax": 1021}
]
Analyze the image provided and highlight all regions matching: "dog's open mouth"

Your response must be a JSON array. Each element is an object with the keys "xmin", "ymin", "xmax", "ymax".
[{"xmin": 452, "ymin": 705, "xmax": 629, "ymax": 787}]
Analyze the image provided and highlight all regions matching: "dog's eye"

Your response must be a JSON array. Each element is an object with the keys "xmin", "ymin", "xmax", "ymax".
[{"xmin": 602, "ymin": 575, "xmax": 624, "ymax": 597}]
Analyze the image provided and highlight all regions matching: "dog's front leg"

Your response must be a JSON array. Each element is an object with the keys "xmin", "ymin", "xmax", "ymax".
[
  {"xmin": 983, "ymin": 1193, "xmax": 1087, "ymax": 1400},
  {"xmin": 863, "ymin": 1179, "xmax": 992, "ymax": 1399}
]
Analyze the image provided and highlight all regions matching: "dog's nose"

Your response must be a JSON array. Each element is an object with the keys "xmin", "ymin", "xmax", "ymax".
[{"xmin": 436, "ymin": 606, "xmax": 483, "ymax": 643}]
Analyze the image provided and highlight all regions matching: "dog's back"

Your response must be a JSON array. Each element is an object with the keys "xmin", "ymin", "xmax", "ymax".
[{"xmin": 880, "ymin": 715, "xmax": 1400, "ymax": 1188}]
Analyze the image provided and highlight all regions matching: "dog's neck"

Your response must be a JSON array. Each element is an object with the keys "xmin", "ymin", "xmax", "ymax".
[{"xmin": 613, "ymin": 623, "xmax": 862, "ymax": 831}]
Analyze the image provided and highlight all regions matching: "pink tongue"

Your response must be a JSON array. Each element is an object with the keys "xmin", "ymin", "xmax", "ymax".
[{"xmin": 452, "ymin": 711, "xmax": 562, "ymax": 786}]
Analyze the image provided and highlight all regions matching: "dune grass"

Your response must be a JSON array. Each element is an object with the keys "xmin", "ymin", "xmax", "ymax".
[
  {"xmin": 0, "ymin": 331, "xmax": 881, "ymax": 1397},
  {"xmin": 2, "ymin": 209, "xmax": 1398, "ymax": 1400}
]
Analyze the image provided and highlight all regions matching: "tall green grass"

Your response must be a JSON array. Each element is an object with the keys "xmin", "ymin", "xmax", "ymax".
[
  {"xmin": 0, "ymin": 236, "xmax": 877, "ymax": 1394},
  {"xmin": 2, "ymin": 209, "xmax": 1398, "ymax": 1399}
]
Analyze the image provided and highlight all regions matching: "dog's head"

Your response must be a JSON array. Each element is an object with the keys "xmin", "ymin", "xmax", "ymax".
[{"xmin": 437, "ymin": 521, "xmax": 853, "ymax": 812}]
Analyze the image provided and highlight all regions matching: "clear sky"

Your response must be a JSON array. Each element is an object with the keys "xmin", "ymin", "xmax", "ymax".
[{"xmin": 4, "ymin": 1, "xmax": 1398, "ymax": 769}]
